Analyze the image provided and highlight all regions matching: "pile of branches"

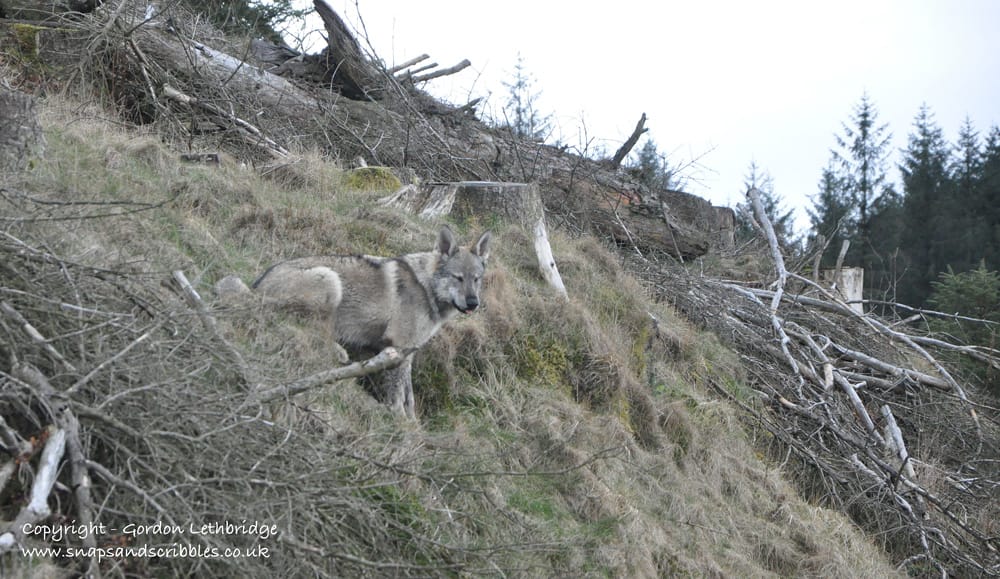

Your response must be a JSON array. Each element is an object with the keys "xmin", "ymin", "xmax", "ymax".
[
  {"xmin": 644, "ymin": 190, "xmax": 1000, "ymax": 576},
  {"xmin": 0, "ymin": 218, "xmax": 529, "ymax": 577},
  {"xmin": 69, "ymin": 0, "xmax": 494, "ymax": 179}
]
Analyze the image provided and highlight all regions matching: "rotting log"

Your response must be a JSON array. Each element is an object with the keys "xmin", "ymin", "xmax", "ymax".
[{"xmin": 382, "ymin": 181, "xmax": 567, "ymax": 297}]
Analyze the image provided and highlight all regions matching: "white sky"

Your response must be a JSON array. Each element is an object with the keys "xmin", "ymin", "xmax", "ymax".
[{"xmin": 288, "ymin": 1, "xmax": 1000, "ymax": 231}]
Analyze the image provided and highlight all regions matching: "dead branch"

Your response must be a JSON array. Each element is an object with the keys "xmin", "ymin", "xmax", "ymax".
[
  {"xmin": 1, "ymin": 301, "xmax": 77, "ymax": 372},
  {"xmin": 245, "ymin": 347, "xmax": 413, "ymax": 407},
  {"xmin": 410, "ymin": 59, "xmax": 471, "ymax": 83},
  {"xmin": 609, "ymin": 112, "xmax": 647, "ymax": 169},
  {"xmin": 746, "ymin": 187, "xmax": 799, "ymax": 376},
  {"xmin": 387, "ymin": 53, "xmax": 429, "ymax": 74},
  {"xmin": 161, "ymin": 84, "xmax": 290, "ymax": 158}
]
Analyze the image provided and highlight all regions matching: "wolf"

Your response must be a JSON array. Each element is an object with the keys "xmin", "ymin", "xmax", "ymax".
[{"xmin": 217, "ymin": 226, "xmax": 491, "ymax": 418}]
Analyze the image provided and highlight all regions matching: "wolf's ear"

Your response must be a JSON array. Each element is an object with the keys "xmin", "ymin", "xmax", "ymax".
[
  {"xmin": 436, "ymin": 226, "xmax": 459, "ymax": 257},
  {"xmin": 473, "ymin": 231, "xmax": 492, "ymax": 261}
]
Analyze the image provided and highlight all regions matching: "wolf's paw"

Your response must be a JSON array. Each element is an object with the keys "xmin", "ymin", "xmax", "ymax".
[{"xmin": 333, "ymin": 344, "xmax": 350, "ymax": 365}]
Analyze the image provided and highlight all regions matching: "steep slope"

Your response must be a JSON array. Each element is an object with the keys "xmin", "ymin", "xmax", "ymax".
[{"xmin": 0, "ymin": 98, "xmax": 901, "ymax": 577}]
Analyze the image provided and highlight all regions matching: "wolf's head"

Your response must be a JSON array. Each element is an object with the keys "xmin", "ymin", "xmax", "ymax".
[{"xmin": 432, "ymin": 226, "xmax": 491, "ymax": 315}]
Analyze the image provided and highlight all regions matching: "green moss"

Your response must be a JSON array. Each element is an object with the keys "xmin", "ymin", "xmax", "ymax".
[
  {"xmin": 513, "ymin": 334, "xmax": 570, "ymax": 390},
  {"xmin": 343, "ymin": 166, "xmax": 402, "ymax": 192},
  {"xmin": 12, "ymin": 24, "xmax": 44, "ymax": 58}
]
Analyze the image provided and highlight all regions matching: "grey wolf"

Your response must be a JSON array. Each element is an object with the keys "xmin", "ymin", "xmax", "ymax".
[{"xmin": 217, "ymin": 226, "xmax": 491, "ymax": 418}]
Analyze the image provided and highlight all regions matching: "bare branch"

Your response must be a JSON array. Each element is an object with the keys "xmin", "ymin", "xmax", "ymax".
[{"xmin": 609, "ymin": 112, "xmax": 647, "ymax": 169}]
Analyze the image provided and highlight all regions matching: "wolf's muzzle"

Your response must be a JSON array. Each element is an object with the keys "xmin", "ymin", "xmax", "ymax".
[{"xmin": 458, "ymin": 296, "xmax": 479, "ymax": 314}]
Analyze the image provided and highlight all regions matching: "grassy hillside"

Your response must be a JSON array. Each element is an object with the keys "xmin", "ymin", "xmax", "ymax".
[{"xmin": 0, "ymin": 98, "xmax": 900, "ymax": 577}]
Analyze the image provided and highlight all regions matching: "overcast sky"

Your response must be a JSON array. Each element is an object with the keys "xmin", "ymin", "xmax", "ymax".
[{"xmin": 291, "ymin": 1, "xmax": 1000, "ymax": 231}]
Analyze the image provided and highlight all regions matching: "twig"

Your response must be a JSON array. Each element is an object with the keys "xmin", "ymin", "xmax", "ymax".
[
  {"xmin": 161, "ymin": 84, "xmax": 290, "ymax": 158},
  {"xmin": 172, "ymin": 270, "xmax": 254, "ymax": 390},
  {"xmin": 66, "ymin": 321, "xmax": 161, "ymax": 395},
  {"xmin": 1, "ymin": 301, "xmax": 77, "ymax": 372}
]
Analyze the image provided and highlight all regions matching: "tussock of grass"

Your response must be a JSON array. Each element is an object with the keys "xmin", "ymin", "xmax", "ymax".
[{"xmin": 0, "ymin": 98, "xmax": 900, "ymax": 577}]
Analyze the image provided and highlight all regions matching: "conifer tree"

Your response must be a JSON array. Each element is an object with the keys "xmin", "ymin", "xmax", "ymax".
[
  {"xmin": 809, "ymin": 164, "xmax": 853, "ymax": 267},
  {"xmin": 978, "ymin": 126, "xmax": 1000, "ymax": 269},
  {"xmin": 735, "ymin": 161, "xmax": 795, "ymax": 248},
  {"xmin": 632, "ymin": 138, "xmax": 677, "ymax": 191},
  {"xmin": 499, "ymin": 54, "xmax": 552, "ymax": 141},
  {"xmin": 832, "ymin": 94, "xmax": 896, "ymax": 270},
  {"xmin": 812, "ymin": 94, "xmax": 899, "ymax": 293},
  {"xmin": 899, "ymin": 104, "xmax": 952, "ymax": 304}
]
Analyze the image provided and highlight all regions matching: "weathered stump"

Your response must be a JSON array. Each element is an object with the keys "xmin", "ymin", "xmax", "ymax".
[{"xmin": 822, "ymin": 267, "xmax": 864, "ymax": 314}]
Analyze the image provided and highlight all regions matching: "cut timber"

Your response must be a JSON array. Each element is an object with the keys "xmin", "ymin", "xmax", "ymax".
[{"xmin": 382, "ymin": 182, "xmax": 567, "ymax": 297}]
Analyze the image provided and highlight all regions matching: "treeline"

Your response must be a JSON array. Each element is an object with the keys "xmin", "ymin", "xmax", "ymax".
[{"xmin": 804, "ymin": 94, "xmax": 999, "ymax": 308}]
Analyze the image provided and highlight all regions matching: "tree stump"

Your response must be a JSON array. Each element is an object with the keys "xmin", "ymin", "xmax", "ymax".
[
  {"xmin": 381, "ymin": 181, "xmax": 567, "ymax": 297},
  {"xmin": 822, "ymin": 267, "xmax": 864, "ymax": 314},
  {"xmin": 0, "ymin": 86, "xmax": 45, "ymax": 174}
]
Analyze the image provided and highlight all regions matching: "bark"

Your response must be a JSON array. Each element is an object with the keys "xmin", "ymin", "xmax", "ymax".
[
  {"xmin": 609, "ymin": 112, "xmax": 646, "ymax": 169},
  {"xmin": 0, "ymin": 86, "xmax": 44, "ymax": 173},
  {"xmin": 313, "ymin": 0, "xmax": 382, "ymax": 99}
]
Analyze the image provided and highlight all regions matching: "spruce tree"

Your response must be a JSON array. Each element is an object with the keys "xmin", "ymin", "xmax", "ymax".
[
  {"xmin": 816, "ymin": 94, "xmax": 898, "ymax": 295},
  {"xmin": 735, "ymin": 161, "xmax": 795, "ymax": 248},
  {"xmin": 947, "ymin": 118, "xmax": 985, "ymax": 271},
  {"xmin": 500, "ymin": 54, "xmax": 552, "ymax": 141},
  {"xmin": 631, "ymin": 138, "xmax": 678, "ymax": 191},
  {"xmin": 808, "ymin": 163, "xmax": 853, "ymax": 267},
  {"xmin": 899, "ymin": 104, "xmax": 952, "ymax": 305},
  {"xmin": 832, "ymin": 94, "xmax": 896, "ymax": 268},
  {"xmin": 979, "ymin": 126, "xmax": 1000, "ymax": 269}
]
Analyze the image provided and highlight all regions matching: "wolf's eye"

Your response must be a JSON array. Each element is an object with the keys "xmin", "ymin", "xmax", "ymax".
[{"xmin": 453, "ymin": 274, "xmax": 464, "ymax": 282}]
